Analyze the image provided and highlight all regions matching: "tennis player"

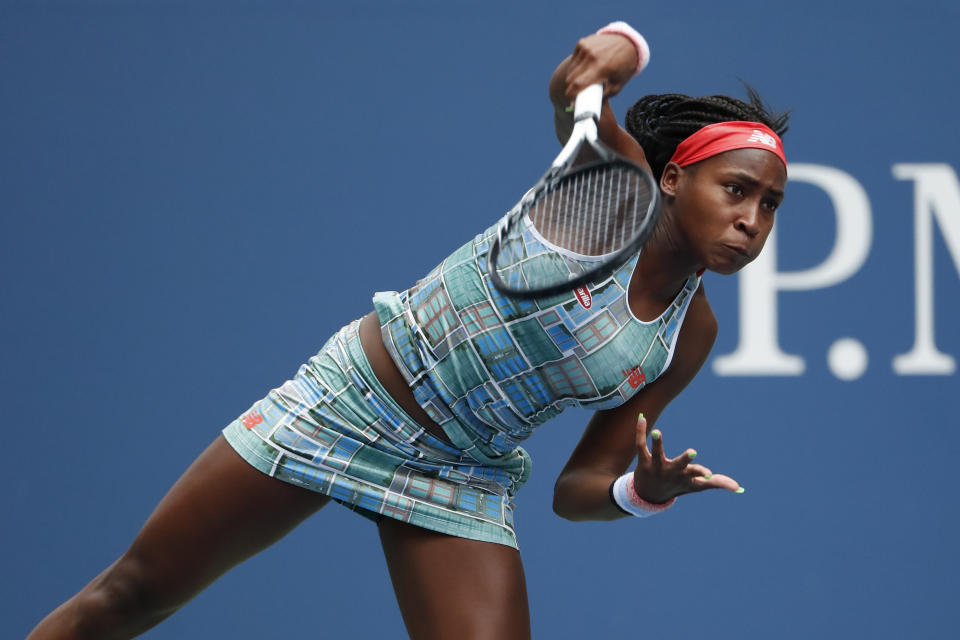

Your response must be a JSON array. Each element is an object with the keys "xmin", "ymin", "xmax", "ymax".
[{"xmin": 29, "ymin": 21, "xmax": 788, "ymax": 640}]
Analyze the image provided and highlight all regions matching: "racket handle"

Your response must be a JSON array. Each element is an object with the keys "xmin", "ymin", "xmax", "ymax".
[{"xmin": 573, "ymin": 84, "xmax": 603, "ymax": 123}]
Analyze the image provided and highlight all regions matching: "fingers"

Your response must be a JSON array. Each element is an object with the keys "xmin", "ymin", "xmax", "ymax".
[
  {"xmin": 691, "ymin": 473, "xmax": 742, "ymax": 493},
  {"xmin": 562, "ymin": 34, "xmax": 635, "ymax": 100},
  {"xmin": 683, "ymin": 462, "xmax": 742, "ymax": 493},
  {"xmin": 563, "ymin": 71, "xmax": 601, "ymax": 103},
  {"xmin": 642, "ymin": 419, "xmax": 696, "ymax": 469},
  {"xmin": 636, "ymin": 413, "xmax": 650, "ymax": 460},
  {"xmin": 649, "ymin": 427, "xmax": 664, "ymax": 464},
  {"xmin": 674, "ymin": 448, "xmax": 697, "ymax": 471},
  {"xmin": 684, "ymin": 462, "xmax": 712, "ymax": 479},
  {"xmin": 633, "ymin": 417, "xmax": 745, "ymax": 496},
  {"xmin": 564, "ymin": 41, "xmax": 602, "ymax": 99}
]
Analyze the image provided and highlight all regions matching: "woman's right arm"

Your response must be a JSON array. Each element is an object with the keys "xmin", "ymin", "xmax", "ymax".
[{"xmin": 548, "ymin": 30, "xmax": 649, "ymax": 167}]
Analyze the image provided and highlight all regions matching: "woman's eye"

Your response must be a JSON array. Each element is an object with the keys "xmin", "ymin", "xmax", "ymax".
[
  {"xmin": 725, "ymin": 184, "xmax": 743, "ymax": 196},
  {"xmin": 764, "ymin": 200, "xmax": 780, "ymax": 212}
]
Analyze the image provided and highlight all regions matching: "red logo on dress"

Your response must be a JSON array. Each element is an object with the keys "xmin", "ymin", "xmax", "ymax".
[
  {"xmin": 574, "ymin": 286, "xmax": 592, "ymax": 309},
  {"xmin": 622, "ymin": 365, "xmax": 646, "ymax": 389},
  {"xmin": 241, "ymin": 409, "xmax": 264, "ymax": 429}
]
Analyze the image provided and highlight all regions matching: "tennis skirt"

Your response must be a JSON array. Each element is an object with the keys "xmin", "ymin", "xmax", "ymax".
[{"xmin": 222, "ymin": 318, "xmax": 531, "ymax": 548}]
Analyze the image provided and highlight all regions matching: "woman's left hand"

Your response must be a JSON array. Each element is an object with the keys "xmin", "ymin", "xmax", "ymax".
[{"xmin": 632, "ymin": 413, "xmax": 743, "ymax": 505}]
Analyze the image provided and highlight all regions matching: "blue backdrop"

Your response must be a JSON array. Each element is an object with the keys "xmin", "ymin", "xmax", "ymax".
[{"xmin": 4, "ymin": 1, "xmax": 958, "ymax": 638}]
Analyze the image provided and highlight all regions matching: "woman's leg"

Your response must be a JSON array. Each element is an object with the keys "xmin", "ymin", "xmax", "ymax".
[
  {"xmin": 378, "ymin": 518, "xmax": 531, "ymax": 640},
  {"xmin": 28, "ymin": 435, "xmax": 331, "ymax": 640}
]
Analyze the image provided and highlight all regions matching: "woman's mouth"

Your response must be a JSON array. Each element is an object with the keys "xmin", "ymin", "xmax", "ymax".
[{"xmin": 723, "ymin": 243, "xmax": 750, "ymax": 258}]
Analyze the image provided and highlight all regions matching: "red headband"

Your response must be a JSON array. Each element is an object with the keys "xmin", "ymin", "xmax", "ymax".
[{"xmin": 669, "ymin": 121, "xmax": 786, "ymax": 169}]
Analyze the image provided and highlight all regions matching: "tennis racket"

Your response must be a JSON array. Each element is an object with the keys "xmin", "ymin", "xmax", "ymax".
[{"xmin": 487, "ymin": 83, "xmax": 661, "ymax": 299}]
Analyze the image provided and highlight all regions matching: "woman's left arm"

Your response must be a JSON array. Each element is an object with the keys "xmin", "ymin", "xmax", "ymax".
[{"xmin": 553, "ymin": 286, "xmax": 741, "ymax": 521}]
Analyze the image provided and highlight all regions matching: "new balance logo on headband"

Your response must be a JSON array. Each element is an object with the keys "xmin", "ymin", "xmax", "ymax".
[{"xmin": 747, "ymin": 130, "xmax": 779, "ymax": 149}]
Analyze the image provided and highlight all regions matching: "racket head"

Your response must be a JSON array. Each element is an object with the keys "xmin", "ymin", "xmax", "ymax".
[{"xmin": 488, "ymin": 147, "xmax": 661, "ymax": 300}]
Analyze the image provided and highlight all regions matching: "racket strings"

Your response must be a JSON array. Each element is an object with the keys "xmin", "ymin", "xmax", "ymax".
[{"xmin": 529, "ymin": 163, "xmax": 653, "ymax": 257}]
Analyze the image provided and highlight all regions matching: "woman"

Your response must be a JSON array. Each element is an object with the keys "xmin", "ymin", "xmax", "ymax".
[{"xmin": 29, "ymin": 21, "xmax": 788, "ymax": 640}]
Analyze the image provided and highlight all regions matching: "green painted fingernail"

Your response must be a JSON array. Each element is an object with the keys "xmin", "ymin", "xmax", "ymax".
[
  {"xmin": 651, "ymin": 429, "xmax": 661, "ymax": 439},
  {"xmin": 735, "ymin": 487, "xmax": 745, "ymax": 494},
  {"xmin": 703, "ymin": 474, "xmax": 712, "ymax": 480},
  {"xmin": 688, "ymin": 450, "xmax": 697, "ymax": 460},
  {"xmin": 564, "ymin": 105, "xmax": 575, "ymax": 112},
  {"xmin": 638, "ymin": 412, "xmax": 645, "ymax": 420}
]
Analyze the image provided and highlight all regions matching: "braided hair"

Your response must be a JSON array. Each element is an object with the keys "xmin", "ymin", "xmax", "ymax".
[{"xmin": 625, "ymin": 86, "xmax": 790, "ymax": 181}]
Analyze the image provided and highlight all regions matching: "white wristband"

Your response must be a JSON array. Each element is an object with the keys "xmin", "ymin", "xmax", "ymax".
[
  {"xmin": 596, "ymin": 21, "xmax": 650, "ymax": 76},
  {"xmin": 611, "ymin": 472, "xmax": 675, "ymax": 517}
]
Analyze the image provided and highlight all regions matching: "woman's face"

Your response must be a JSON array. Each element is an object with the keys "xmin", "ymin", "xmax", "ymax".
[{"xmin": 663, "ymin": 148, "xmax": 787, "ymax": 274}]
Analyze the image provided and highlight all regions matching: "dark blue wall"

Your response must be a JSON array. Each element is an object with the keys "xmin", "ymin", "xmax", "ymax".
[{"xmin": 4, "ymin": 1, "xmax": 958, "ymax": 638}]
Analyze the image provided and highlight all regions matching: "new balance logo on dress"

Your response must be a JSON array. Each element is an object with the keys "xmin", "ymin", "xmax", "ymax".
[
  {"xmin": 241, "ymin": 409, "xmax": 264, "ymax": 429},
  {"xmin": 622, "ymin": 365, "xmax": 646, "ymax": 388}
]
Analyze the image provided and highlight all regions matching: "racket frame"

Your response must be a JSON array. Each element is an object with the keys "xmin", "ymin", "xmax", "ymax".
[{"xmin": 488, "ymin": 84, "xmax": 661, "ymax": 299}]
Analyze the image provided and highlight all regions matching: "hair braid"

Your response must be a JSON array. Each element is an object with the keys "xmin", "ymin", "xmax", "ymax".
[{"xmin": 625, "ymin": 86, "xmax": 790, "ymax": 180}]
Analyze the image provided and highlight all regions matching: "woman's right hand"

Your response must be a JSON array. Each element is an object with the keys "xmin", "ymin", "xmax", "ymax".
[
  {"xmin": 561, "ymin": 32, "xmax": 642, "ymax": 103},
  {"xmin": 549, "ymin": 29, "xmax": 652, "ymax": 154}
]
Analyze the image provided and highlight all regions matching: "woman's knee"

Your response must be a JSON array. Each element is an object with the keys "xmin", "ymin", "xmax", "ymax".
[{"xmin": 70, "ymin": 551, "xmax": 184, "ymax": 638}]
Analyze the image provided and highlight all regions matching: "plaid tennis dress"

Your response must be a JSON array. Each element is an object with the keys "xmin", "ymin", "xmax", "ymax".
[{"xmin": 223, "ymin": 216, "xmax": 700, "ymax": 548}]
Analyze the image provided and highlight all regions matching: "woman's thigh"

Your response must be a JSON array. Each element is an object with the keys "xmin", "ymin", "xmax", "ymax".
[
  {"xmin": 378, "ymin": 518, "xmax": 531, "ymax": 640},
  {"xmin": 118, "ymin": 435, "xmax": 331, "ymax": 608}
]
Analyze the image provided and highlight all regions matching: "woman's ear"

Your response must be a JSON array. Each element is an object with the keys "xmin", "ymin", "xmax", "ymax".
[{"xmin": 660, "ymin": 161, "xmax": 682, "ymax": 198}]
